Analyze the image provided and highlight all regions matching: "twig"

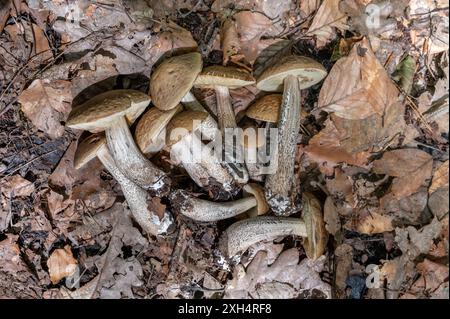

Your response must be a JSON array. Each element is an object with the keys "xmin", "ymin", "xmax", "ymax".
[{"xmin": 0, "ymin": 149, "xmax": 58, "ymax": 180}]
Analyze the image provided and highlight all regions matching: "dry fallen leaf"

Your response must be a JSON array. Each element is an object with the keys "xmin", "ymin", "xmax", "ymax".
[
  {"xmin": 212, "ymin": 0, "xmax": 292, "ymax": 19},
  {"xmin": 18, "ymin": 79, "xmax": 72, "ymax": 138},
  {"xmin": 308, "ymin": 0, "xmax": 348, "ymax": 46},
  {"xmin": 429, "ymin": 160, "xmax": 449, "ymax": 194},
  {"xmin": 372, "ymin": 149, "xmax": 433, "ymax": 199},
  {"xmin": 0, "ymin": 175, "xmax": 35, "ymax": 198},
  {"xmin": 47, "ymin": 245, "xmax": 78, "ymax": 284},
  {"xmin": 334, "ymin": 243, "xmax": 353, "ymax": 298},
  {"xmin": 317, "ymin": 38, "xmax": 400, "ymax": 120},
  {"xmin": 224, "ymin": 247, "xmax": 331, "ymax": 299},
  {"xmin": 395, "ymin": 218, "xmax": 442, "ymax": 260}
]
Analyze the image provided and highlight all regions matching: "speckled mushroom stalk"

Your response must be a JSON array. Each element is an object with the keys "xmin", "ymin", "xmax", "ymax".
[
  {"xmin": 66, "ymin": 90, "xmax": 170, "ymax": 195},
  {"xmin": 150, "ymin": 52, "xmax": 207, "ymax": 113},
  {"xmin": 256, "ymin": 56, "xmax": 327, "ymax": 216},
  {"xmin": 74, "ymin": 134, "xmax": 173, "ymax": 236},
  {"xmin": 170, "ymin": 183, "xmax": 268, "ymax": 222},
  {"xmin": 219, "ymin": 193, "xmax": 328, "ymax": 260},
  {"xmin": 166, "ymin": 110, "xmax": 236, "ymax": 194},
  {"xmin": 195, "ymin": 66, "xmax": 256, "ymax": 184}
]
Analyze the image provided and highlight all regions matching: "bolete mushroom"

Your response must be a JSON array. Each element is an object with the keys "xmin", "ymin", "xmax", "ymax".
[
  {"xmin": 135, "ymin": 104, "xmax": 183, "ymax": 156},
  {"xmin": 66, "ymin": 90, "xmax": 170, "ymax": 195},
  {"xmin": 150, "ymin": 52, "xmax": 205, "ymax": 112},
  {"xmin": 74, "ymin": 134, "xmax": 174, "ymax": 236},
  {"xmin": 170, "ymin": 183, "xmax": 268, "ymax": 222},
  {"xmin": 256, "ymin": 56, "xmax": 327, "ymax": 216},
  {"xmin": 165, "ymin": 110, "xmax": 235, "ymax": 193},
  {"xmin": 195, "ymin": 65, "xmax": 256, "ymax": 184},
  {"xmin": 219, "ymin": 192, "xmax": 328, "ymax": 260}
]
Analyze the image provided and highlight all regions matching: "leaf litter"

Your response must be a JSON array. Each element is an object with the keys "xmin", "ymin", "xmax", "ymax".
[{"xmin": 0, "ymin": 0, "xmax": 448, "ymax": 299}]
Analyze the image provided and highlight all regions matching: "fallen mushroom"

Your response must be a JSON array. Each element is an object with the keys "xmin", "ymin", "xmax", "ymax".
[
  {"xmin": 150, "ymin": 52, "xmax": 205, "ymax": 112},
  {"xmin": 256, "ymin": 56, "xmax": 327, "ymax": 216},
  {"xmin": 66, "ymin": 90, "xmax": 170, "ymax": 195},
  {"xmin": 165, "ymin": 110, "xmax": 236, "ymax": 194},
  {"xmin": 219, "ymin": 192, "xmax": 328, "ymax": 260},
  {"xmin": 74, "ymin": 134, "xmax": 173, "ymax": 236},
  {"xmin": 170, "ymin": 183, "xmax": 268, "ymax": 222},
  {"xmin": 195, "ymin": 65, "xmax": 256, "ymax": 184},
  {"xmin": 135, "ymin": 104, "xmax": 183, "ymax": 156}
]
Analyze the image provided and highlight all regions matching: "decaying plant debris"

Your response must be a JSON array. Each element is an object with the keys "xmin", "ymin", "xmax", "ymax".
[{"xmin": 0, "ymin": 0, "xmax": 448, "ymax": 299}]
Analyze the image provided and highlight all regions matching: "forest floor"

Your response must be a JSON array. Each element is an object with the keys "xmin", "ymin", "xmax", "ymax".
[{"xmin": 0, "ymin": 0, "xmax": 448, "ymax": 299}]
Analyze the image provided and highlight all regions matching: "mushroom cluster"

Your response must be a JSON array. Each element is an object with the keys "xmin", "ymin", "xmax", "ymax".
[{"xmin": 65, "ymin": 49, "xmax": 329, "ymax": 261}]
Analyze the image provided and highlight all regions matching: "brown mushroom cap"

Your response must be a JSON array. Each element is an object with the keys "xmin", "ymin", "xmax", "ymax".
[
  {"xmin": 150, "ymin": 52, "xmax": 203, "ymax": 111},
  {"xmin": 301, "ymin": 192, "xmax": 328, "ymax": 260},
  {"xmin": 66, "ymin": 90, "xmax": 151, "ymax": 132},
  {"xmin": 165, "ymin": 110, "xmax": 210, "ymax": 147},
  {"xmin": 135, "ymin": 104, "xmax": 183, "ymax": 154},
  {"xmin": 195, "ymin": 66, "xmax": 255, "ymax": 89},
  {"xmin": 74, "ymin": 134, "xmax": 106, "ymax": 169},
  {"xmin": 246, "ymin": 94, "xmax": 309, "ymax": 123},
  {"xmin": 246, "ymin": 94, "xmax": 282, "ymax": 123},
  {"xmin": 243, "ymin": 183, "xmax": 269, "ymax": 216},
  {"xmin": 257, "ymin": 56, "xmax": 327, "ymax": 92}
]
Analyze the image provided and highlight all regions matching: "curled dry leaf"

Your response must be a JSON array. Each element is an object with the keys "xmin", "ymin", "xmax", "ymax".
[
  {"xmin": 308, "ymin": 0, "xmax": 348, "ymax": 46},
  {"xmin": 221, "ymin": 18, "xmax": 242, "ymax": 65},
  {"xmin": 372, "ymin": 149, "xmax": 433, "ymax": 199},
  {"xmin": 334, "ymin": 243, "xmax": 353, "ymax": 298},
  {"xmin": 18, "ymin": 79, "xmax": 72, "ymax": 138},
  {"xmin": 429, "ymin": 160, "xmax": 449, "ymax": 194},
  {"xmin": 47, "ymin": 245, "xmax": 78, "ymax": 284},
  {"xmin": 234, "ymin": 11, "xmax": 283, "ymax": 64},
  {"xmin": 317, "ymin": 38, "xmax": 400, "ymax": 120}
]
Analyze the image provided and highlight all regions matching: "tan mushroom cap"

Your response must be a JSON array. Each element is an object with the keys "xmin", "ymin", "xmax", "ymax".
[
  {"xmin": 66, "ymin": 90, "xmax": 151, "ymax": 132},
  {"xmin": 165, "ymin": 110, "xmax": 210, "ymax": 147},
  {"xmin": 150, "ymin": 52, "xmax": 203, "ymax": 111},
  {"xmin": 246, "ymin": 94, "xmax": 282, "ymax": 123},
  {"xmin": 243, "ymin": 183, "xmax": 269, "ymax": 216},
  {"xmin": 135, "ymin": 104, "xmax": 183, "ymax": 154},
  {"xmin": 257, "ymin": 55, "xmax": 327, "ymax": 92},
  {"xmin": 74, "ymin": 134, "xmax": 106, "ymax": 169},
  {"xmin": 301, "ymin": 192, "xmax": 328, "ymax": 260},
  {"xmin": 246, "ymin": 94, "xmax": 309, "ymax": 123},
  {"xmin": 195, "ymin": 65, "xmax": 255, "ymax": 89}
]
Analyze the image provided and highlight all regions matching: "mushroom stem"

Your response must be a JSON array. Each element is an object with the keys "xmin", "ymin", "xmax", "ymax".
[
  {"xmin": 171, "ymin": 136, "xmax": 211, "ymax": 187},
  {"xmin": 106, "ymin": 116, "xmax": 170, "ymax": 195},
  {"xmin": 96, "ymin": 144, "xmax": 173, "ymax": 236},
  {"xmin": 265, "ymin": 74, "xmax": 302, "ymax": 216},
  {"xmin": 219, "ymin": 216, "xmax": 307, "ymax": 258},
  {"xmin": 181, "ymin": 91, "xmax": 205, "ymax": 112},
  {"xmin": 214, "ymin": 85, "xmax": 249, "ymax": 184},
  {"xmin": 171, "ymin": 189, "xmax": 257, "ymax": 222}
]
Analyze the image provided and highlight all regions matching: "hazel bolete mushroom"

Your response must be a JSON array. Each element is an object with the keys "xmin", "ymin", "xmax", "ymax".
[
  {"xmin": 66, "ymin": 90, "xmax": 170, "ymax": 195},
  {"xmin": 195, "ymin": 66, "xmax": 256, "ymax": 184},
  {"xmin": 219, "ymin": 192, "xmax": 328, "ymax": 260},
  {"xmin": 74, "ymin": 134, "xmax": 174, "ymax": 236},
  {"xmin": 256, "ymin": 56, "xmax": 327, "ymax": 216},
  {"xmin": 166, "ymin": 110, "xmax": 235, "ymax": 192},
  {"xmin": 135, "ymin": 104, "xmax": 183, "ymax": 156},
  {"xmin": 150, "ymin": 52, "xmax": 205, "ymax": 112},
  {"xmin": 170, "ymin": 183, "xmax": 268, "ymax": 222}
]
